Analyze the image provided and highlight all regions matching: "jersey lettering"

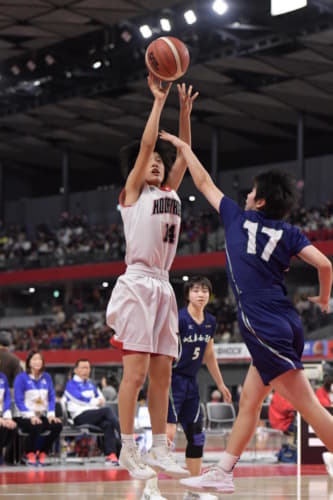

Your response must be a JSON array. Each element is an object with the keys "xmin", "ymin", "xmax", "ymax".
[
  {"xmin": 152, "ymin": 197, "xmax": 181, "ymax": 217},
  {"xmin": 243, "ymin": 220, "xmax": 283, "ymax": 262}
]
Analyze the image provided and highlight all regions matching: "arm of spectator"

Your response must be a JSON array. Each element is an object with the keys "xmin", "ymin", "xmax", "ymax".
[
  {"xmin": 46, "ymin": 372, "xmax": 56, "ymax": 418},
  {"xmin": 14, "ymin": 373, "xmax": 35, "ymax": 418},
  {"xmin": 3, "ymin": 374, "xmax": 12, "ymax": 419},
  {"xmin": 94, "ymin": 387, "xmax": 105, "ymax": 407}
]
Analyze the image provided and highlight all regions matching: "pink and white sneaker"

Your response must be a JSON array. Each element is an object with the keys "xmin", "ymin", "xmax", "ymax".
[{"xmin": 180, "ymin": 466, "xmax": 235, "ymax": 493}]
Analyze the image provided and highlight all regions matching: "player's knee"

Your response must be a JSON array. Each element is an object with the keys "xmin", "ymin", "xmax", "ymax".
[{"xmin": 185, "ymin": 422, "xmax": 205, "ymax": 459}]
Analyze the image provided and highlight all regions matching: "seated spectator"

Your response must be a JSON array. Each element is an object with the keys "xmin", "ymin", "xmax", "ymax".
[
  {"xmin": 64, "ymin": 359, "xmax": 121, "ymax": 465},
  {"xmin": 269, "ymin": 391, "xmax": 297, "ymax": 463},
  {"xmin": 210, "ymin": 389, "xmax": 222, "ymax": 403},
  {"xmin": 100, "ymin": 375, "xmax": 118, "ymax": 402},
  {"xmin": 315, "ymin": 375, "xmax": 333, "ymax": 407},
  {"xmin": 269, "ymin": 391, "xmax": 296, "ymax": 435},
  {"xmin": 14, "ymin": 350, "xmax": 62, "ymax": 466},
  {"xmin": 0, "ymin": 330, "xmax": 22, "ymax": 387},
  {"xmin": 0, "ymin": 372, "xmax": 17, "ymax": 464}
]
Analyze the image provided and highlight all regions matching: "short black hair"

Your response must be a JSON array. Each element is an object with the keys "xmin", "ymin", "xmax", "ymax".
[
  {"xmin": 254, "ymin": 170, "xmax": 299, "ymax": 220},
  {"xmin": 74, "ymin": 358, "xmax": 90, "ymax": 368},
  {"xmin": 184, "ymin": 276, "xmax": 213, "ymax": 304},
  {"xmin": 120, "ymin": 138, "xmax": 175, "ymax": 185}
]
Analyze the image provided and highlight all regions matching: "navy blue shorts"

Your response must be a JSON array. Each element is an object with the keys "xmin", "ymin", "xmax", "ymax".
[
  {"xmin": 238, "ymin": 289, "xmax": 304, "ymax": 385},
  {"xmin": 167, "ymin": 373, "xmax": 202, "ymax": 429}
]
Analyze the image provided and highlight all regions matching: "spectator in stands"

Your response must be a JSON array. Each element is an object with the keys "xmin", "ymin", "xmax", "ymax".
[
  {"xmin": 210, "ymin": 389, "xmax": 222, "ymax": 403},
  {"xmin": 64, "ymin": 359, "xmax": 121, "ymax": 465},
  {"xmin": 0, "ymin": 372, "xmax": 17, "ymax": 464},
  {"xmin": 14, "ymin": 350, "xmax": 62, "ymax": 466},
  {"xmin": 0, "ymin": 330, "xmax": 22, "ymax": 387},
  {"xmin": 269, "ymin": 391, "xmax": 296, "ymax": 435},
  {"xmin": 269, "ymin": 391, "xmax": 297, "ymax": 463},
  {"xmin": 316, "ymin": 375, "xmax": 333, "ymax": 407},
  {"xmin": 100, "ymin": 375, "xmax": 118, "ymax": 402}
]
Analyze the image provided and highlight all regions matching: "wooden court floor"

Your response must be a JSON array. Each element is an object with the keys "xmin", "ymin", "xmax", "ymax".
[{"xmin": 0, "ymin": 464, "xmax": 332, "ymax": 499}]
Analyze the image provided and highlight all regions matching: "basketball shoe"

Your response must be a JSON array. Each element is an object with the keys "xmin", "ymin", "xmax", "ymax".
[
  {"xmin": 322, "ymin": 452, "xmax": 333, "ymax": 478},
  {"xmin": 180, "ymin": 466, "xmax": 235, "ymax": 493},
  {"xmin": 183, "ymin": 492, "xmax": 219, "ymax": 500},
  {"xmin": 119, "ymin": 445, "xmax": 156, "ymax": 480},
  {"xmin": 142, "ymin": 446, "xmax": 190, "ymax": 478},
  {"xmin": 140, "ymin": 484, "xmax": 167, "ymax": 500}
]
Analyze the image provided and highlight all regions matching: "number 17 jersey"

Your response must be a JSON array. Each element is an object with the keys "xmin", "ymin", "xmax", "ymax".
[
  {"xmin": 120, "ymin": 183, "xmax": 181, "ymax": 271},
  {"xmin": 219, "ymin": 196, "xmax": 310, "ymax": 299}
]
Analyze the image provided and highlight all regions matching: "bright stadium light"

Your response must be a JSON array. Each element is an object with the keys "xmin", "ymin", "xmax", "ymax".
[
  {"xmin": 160, "ymin": 17, "xmax": 172, "ymax": 32},
  {"xmin": 271, "ymin": 0, "xmax": 307, "ymax": 16},
  {"xmin": 184, "ymin": 10, "xmax": 197, "ymax": 25},
  {"xmin": 212, "ymin": 0, "xmax": 228, "ymax": 16},
  {"xmin": 139, "ymin": 24, "xmax": 153, "ymax": 38}
]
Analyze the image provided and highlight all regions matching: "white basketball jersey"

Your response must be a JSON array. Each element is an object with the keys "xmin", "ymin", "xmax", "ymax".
[{"xmin": 120, "ymin": 183, "xmax": 181, "ymax": 271}]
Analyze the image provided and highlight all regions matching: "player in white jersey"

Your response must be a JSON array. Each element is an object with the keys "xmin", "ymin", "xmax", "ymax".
[{"xmin": 106, "ymin": 73, "xmax": 198, "ymax": 489}]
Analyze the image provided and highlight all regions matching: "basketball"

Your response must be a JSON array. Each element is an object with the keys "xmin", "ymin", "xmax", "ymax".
[{"xmin": 145, "ymin": 36, "xmax": 190, "ymax": 81}]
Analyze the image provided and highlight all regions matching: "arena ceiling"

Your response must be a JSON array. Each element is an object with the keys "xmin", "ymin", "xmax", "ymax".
[{"xmin": 1, "ymin": 0, "xmax": 333, "ymax": 196}]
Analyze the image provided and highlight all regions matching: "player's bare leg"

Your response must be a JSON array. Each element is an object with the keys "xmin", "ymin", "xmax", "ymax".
[
  {"xmin": 181, "ymin": 365, "xmax": 271, "ymax": 493},
  {"xmin": 118, "ymin": 353, "xmax": 156, "ymax": 480},
  {"xmin": 143, "ymin": 355, "xmax": 189, "ymax": 478},
  {"xmin": 272, "ymin": 368, "xmax": 333, "ymax": 451}
]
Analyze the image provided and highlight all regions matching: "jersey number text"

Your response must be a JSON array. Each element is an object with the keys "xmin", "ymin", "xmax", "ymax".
[
  {"xmin": 243, "ymin": 220, "xmax": 283, "ymax": 262},
  {"xmin": 163, "ymin": 223, "xmax": 176, "ymax": 244}
]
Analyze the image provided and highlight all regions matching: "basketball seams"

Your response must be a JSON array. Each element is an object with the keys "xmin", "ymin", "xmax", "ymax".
[{"xmin": 160, "ymin": 37, "xmax": 182, "ymax": 79}]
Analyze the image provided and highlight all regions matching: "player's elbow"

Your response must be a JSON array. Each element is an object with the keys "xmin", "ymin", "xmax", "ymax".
[{"xmin": 319, "ymin": 256, "xmax": 332, "ymax": 274}]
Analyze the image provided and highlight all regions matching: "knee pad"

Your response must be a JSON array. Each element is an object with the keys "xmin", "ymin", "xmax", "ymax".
[{"xmin": 184, "ymin": 421, "xmax": 205, "ymax": 459}]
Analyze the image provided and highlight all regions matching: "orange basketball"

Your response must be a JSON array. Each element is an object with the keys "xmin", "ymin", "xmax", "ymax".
[{"xmin": 145, "ymin": 36, "xmax": 190, "ymax": 81}]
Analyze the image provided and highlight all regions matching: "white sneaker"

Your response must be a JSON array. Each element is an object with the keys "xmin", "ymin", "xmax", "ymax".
[
  {"xmin": 323, "ymin": 452, "xmax": 333, "ymax": 478},
  {"xmin": 142, "ymin": 446, "xmax": 190, "ymax": 478},
  {"xmin": 183, "ymin": 491, "xmax": 219, "ymax": 500},
  {"xmin": 180, "ymin": 466, "xmax": 235, "ymax": 493},
  {"xmin": 119, "ymin": 445, "xmax": 157, "ymax": 480},
  {"xmin": 140, "ymin": 486, "xmax": 168, "ymax": 500}
]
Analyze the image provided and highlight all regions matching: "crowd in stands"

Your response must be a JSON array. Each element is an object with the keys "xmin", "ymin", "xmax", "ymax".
[
  {"xmin": 0, "ymin": 200, "xmax": 332, "ymax": 271},
  {"xmin": 0, "ymin": 200, "xmax": 332, "ymax": 351},
  {"xmin": 3, "ymin": 289, "xmax": 331, "ymax": 352}
]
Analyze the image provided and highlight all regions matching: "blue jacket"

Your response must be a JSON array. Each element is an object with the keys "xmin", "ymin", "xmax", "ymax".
[
  {"xmin": 14, "ymin": 371, "xmax": 56, "ymax": 418},
  {"xmin": 65, "ymin": 375, "xmax": 105, "ymax": 419},
  {"xmin": 0, "ymin": 372, "xmax": 12, "ymax": 419}
]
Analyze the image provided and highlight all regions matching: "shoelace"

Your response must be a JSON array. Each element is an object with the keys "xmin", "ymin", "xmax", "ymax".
[
  {"xmin": 128, "ymin": 446, "xmax": 148, "ymax": 469},
  {"xmin": 201, "ymin": 466, "xmax": 225, "ymax": 479},
  {"xmin": 157, "ymin": 448, "xmax": 178, "ymax": 466}
]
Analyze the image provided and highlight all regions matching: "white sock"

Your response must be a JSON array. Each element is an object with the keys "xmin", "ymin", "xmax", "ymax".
[
  {"xmin": 145, "ymin": 476, "xmax": 158, "ymax": 490},
  {"xmin": 121, "ymin": 434, "xmax": 135, "ymax": 447},
  {"xmin": 217, "ymin": 451, "xmax": 239, "ymax": 472},
  {"xmin": 152, "ymin": 434, "xmax": 167, "ymax": 448}
]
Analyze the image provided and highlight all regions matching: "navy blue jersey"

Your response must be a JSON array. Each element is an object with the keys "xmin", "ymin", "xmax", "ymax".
[
  {"xmin": 173, "ymin": 307, "xmax": 216, "ymax": 377},
  {"xmin": 220, "ymin": 196, "xmax": 310, "ymax": 300}
]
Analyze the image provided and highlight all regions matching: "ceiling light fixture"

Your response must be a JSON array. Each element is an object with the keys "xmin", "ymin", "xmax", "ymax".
[{"xmin": 271, "ymin": 0, "xmax": 307, "ymax": 16}]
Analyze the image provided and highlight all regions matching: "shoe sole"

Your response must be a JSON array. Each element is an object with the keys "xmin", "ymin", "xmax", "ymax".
[{"xmin": 180, "ymin": 478, "xmax": 234, "ymax": 493}]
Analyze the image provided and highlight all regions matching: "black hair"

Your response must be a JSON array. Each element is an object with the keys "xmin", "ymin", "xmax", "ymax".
[
  {"xmin": 323, "ymin": 374, "xmax": 333, "ymax": 393},
  {"xmin": 25, "ymin": 350, "xmax": 45, "ymax": 374},
  {"xmin": 120, "ymin": 138, "xmax": 175, "ymax": 185},
  {"xmin": 254, "ymin": 170, "xmax": 299, "ymax": 220},
  {"xmin": 184, "ymin": 276, "xmax": 213, "ymax": 304},
  {"xmin": 74, "ymin": 358, "xmax": 90, "ymax": 368}
]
